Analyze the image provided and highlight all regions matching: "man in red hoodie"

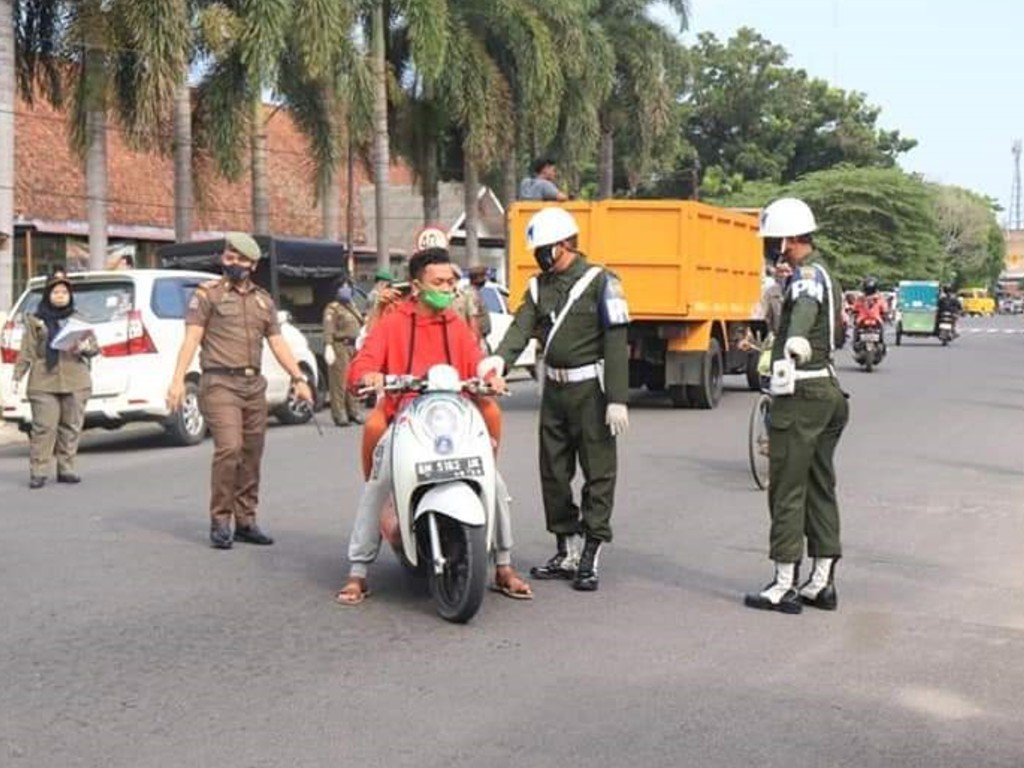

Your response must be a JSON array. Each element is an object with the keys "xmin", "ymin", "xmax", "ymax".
[{"xmin": 336, "ymin": 248, "xmax": 532, "ymax": 605}]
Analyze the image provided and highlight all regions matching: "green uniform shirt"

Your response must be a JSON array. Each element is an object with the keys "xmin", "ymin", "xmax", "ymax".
[
  {"xmin": 772, "ymin": 252, "xmax": 841, "ymax": 371},
  {"xmin": 496, "ymin": 254, "xmax": 630, "ymax": 403}
]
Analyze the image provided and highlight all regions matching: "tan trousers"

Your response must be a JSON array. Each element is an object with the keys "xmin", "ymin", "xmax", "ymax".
[
  {"xmin": 199, "ymin": 374, "xmax": 268, "ymax": 529},
  {"xmin": 28, "ymin": 389, "xmax": 89, "ymax": 477},
  {"xmin": 328, "ymin": 342, "xmax": 360, "ymax": 425}
]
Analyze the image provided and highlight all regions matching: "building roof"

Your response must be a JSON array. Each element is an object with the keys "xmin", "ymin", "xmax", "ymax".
[{"xmin": 13, "ymin": 93, "xmax": 412, "ymax": 243}]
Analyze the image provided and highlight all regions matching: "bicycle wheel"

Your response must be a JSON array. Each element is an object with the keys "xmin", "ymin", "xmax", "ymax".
[{"xmin": 748, "ymin": 393, "xmax": 771, "ymax": 491}]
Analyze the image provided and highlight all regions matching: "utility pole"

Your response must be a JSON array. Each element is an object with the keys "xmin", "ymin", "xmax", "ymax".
[{"xmin": 1010, "ymin": 140, "xmax": 1022, "ymax": 230}]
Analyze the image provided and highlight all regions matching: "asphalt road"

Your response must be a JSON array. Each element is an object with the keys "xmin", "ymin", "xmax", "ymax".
[{"xmin": 2, "ymin": 315, "xmax": 1022, "ymax": 768}]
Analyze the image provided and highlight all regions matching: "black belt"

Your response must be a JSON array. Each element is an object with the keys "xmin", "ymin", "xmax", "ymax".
[{"xmin": 203, "ymin": 366, "xmax": 261, "ymax": 377}]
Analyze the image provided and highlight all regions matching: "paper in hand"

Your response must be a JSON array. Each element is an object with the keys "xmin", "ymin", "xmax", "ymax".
[{"xmin": 50, "ymin": 318, "xmax": 97, "ymax": 352}]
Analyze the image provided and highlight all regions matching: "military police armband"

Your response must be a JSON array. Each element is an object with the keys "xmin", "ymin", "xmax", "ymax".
[
  {"xmin": 600, "ymin": 275, "xmax": 630, "ymax": 328},
  {"xmin": 789, "ymin": 265, "xmax": 825, "ymax": 303}
]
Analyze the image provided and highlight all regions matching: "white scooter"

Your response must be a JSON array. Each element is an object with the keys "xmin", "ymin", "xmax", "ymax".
[{"xmin": 366, "ymin": 364, "xmax": 498, "ymax": 624}]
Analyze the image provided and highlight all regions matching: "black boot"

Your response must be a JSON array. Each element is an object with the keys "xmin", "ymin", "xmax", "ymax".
[
  {"xmin": 29, "ymin": 476, "xmax": 46, "ymax": 490},
  {"xmin": 233, "ymin": 524, "xmax": 275, "ymax": 546},
  {"xmin": 57, "ymin": 472, "xmax": 82, "ymax": 484},
  {"xmin": 209, "ymin": 525, "xmax": 233, "ymax": 550},
  {"xmin": 572, "ymin": 538, "xmax": 603, "ymax": 592},
  {"xmin": 530, "ymin": 534, "xmax": 578, "ymax": 580},
  {"xmin": 743, "ymin": 562, "xmax": 803, "ymax": 614},
  {"xmin": 798, "ymin": 558, "xmax": 838, "ymax": 610}
]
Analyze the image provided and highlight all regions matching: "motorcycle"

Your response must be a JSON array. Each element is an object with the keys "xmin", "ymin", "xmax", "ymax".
[
  {"xmin": 364, "ymin": 364, "xmax": 499, "ymax": 624},
  {"xmin": 852, "ymin": 318, "xmax": 886, "ymax": 372},
  {"xmin": 937, "ymin": 309, "xmax": 957, "ymax": 346}
]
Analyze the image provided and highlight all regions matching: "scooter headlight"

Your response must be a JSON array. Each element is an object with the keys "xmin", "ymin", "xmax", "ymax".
[{"xmin": 420, "ymin": 400, "xmax": 462, "ymax": 454}]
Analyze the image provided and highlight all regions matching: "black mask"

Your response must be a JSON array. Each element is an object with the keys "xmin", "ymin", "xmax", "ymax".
[
  {"xmin": 534, "ymin": 244, "xmax": 556, "ymax": 272},
  {"xmin": 224, "ymin": 264, "xmax": 251, "ymax": 283}
]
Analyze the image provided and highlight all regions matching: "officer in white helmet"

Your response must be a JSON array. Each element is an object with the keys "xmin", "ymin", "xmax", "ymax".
[
  {"xmin": 744, "ymin": 198, "xmax": 850, "ymax": 614},
  {"xmin": 479, "ymin": 207, "xmax": 630, "ymax": 592}
]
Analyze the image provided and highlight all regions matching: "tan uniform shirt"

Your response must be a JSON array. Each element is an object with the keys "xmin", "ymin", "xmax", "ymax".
[
  {"xmin": 14, "ymin": 314, "xmax": 94, "ymax": 393},
  {"xmin": 323, "ymin": 301, "xmax": 363, "ymax": 345},
  {"xmin": 185, "ymin": 279, "xmax": 280, "ymax": 370}
]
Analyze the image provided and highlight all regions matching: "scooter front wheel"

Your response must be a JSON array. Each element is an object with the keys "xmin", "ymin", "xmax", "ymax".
[{"xmin": 427, "ymin": 517, "xmax": 488, "ymax": 624}]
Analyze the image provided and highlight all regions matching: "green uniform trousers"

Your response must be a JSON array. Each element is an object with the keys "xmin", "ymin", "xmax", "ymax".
[
  {"xmin": 28, "ymin": 389, "xmax": 89, "ymax": 477},
  {"xmin": 539, "ymin": 378, "xmax": 617, "ymax": 542},
  {"xmin": 767, "ymin": 378, "xmax": 849, "ymax": 563},
  {"xmin": 328, "ymin": 342, "xmax": 359, "ymax": 425}
]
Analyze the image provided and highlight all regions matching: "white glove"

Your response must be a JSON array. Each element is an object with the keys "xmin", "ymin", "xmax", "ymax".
[
  {"xmin": 477, "ymin": 355, "xmax": 505, "ymax": 380},
  {"xmin": 324, "ymin": 344, "xmax": 336, "ymax": 366},
  {"xmin": 605, "ymin": 403, "xmax": 629, "ymax": 438},
  {"xmin": 784, "ymin": 337, "xmax": 812, "ymax": 364}
]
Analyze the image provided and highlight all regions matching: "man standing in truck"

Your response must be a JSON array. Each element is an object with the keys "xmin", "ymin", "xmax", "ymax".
[
  {"xmin": 480, "ymin": 207, "xmax": 630, "ymax": 592},
  {"xmin": 744, "ymin": 198, "xmax": 849, "ymax": 615}
]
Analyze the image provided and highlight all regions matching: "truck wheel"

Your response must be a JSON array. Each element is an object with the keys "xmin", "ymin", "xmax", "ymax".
[
  {"xmin": 668, "ymin": 385, "xmax": 690, "ymax": 408},
  {"xmin": 688, "ymin": 338, "xmax": 724, "ymax": 410},
  {"xmin": 165, "ymin": 379, "xmax": 206, "ymax": 446},
  {"xmin": 895, "ymin": 325, "xmax": 903, "ymax": 346},
  {"xmin": 745, "ymin": 350, "xmax": 761, "ymax": 391}
]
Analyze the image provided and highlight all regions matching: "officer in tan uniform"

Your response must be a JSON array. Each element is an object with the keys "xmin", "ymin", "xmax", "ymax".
[
  {"xmin": 166, "ymin": 232, "xmax": 314, "ymax": 549},
  {"xmin": 323, "ymin": 279, "xmax": 364, "ymax": 427}
]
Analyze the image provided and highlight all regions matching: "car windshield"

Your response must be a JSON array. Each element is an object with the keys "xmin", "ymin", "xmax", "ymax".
[{"xmin": 17, "ymin": 281, "xmax": 135, "ymax": 323}]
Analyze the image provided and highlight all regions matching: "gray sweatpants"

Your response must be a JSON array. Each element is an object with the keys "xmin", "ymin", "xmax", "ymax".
[{"xmin": 347, "ymin": 425, "xmax": 514, "ymax": 578}]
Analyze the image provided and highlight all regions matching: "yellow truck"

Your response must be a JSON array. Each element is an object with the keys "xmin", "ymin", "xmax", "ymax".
[{"xmin": 507, "ymin": 200, "xmax": 765, "ymax": 408}]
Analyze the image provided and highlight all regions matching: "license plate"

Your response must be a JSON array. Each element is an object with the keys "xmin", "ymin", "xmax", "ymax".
[
  {"xmin": 939, "ymin": 323, "xmax": 952, "ymax": 330},
  {"xmin": 415, "ymin": 457, "xmax": 485, "ymax": 482},
  {"xmin": 860, "ymin": 333, "xmax": 880, "ymax": 342}
]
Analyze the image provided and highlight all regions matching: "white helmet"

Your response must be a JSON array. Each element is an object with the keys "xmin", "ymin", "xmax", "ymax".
[
  {"xmin": 758, "ymin": 197, "xmax": 817, "ymax": 238},
  {"xmin": 526, "ymin": 207, "xmax": 579, "ymax": 250}
]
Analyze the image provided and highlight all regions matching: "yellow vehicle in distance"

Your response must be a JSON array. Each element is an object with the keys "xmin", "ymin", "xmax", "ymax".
[{"xmin": 958, "ymin": 287, "xmax": 995, "ymax": 316}]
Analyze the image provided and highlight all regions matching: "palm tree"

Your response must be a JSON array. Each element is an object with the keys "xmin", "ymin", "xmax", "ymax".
[
  {"xmin": 16, "ymin": 0, "xmax": 189, "ymax": 268},
  {"xmin": 1, "ymin": 0, "xmax": 15, "ymax": 307},
  {"xmin": 193, "ymin": 0, "xmax": 290, "ymax": 236},
  {"xmin": 593, "ymin": 0, "xmax": 688, "ymax": 199}
]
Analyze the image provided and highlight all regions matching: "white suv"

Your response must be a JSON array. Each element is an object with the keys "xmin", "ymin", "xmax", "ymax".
[
  {"xmin": 469, "ymin": 281, "xmax": 538, "ymax": 375},
  {"xmin": 0, "ymin": 270, "xmax": 320, "ymax": 446}
]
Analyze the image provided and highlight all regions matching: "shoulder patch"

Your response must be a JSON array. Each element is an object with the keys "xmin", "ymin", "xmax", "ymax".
[
  {"xmin": 187, "ymin": 294, "xmax": 201, "ymax": 311},
  {"xmin": 789, "ymin": 265, "xmax": 825, "ymax": 303},
  {"xmin": 601, "ymin": 273, "xmax": 630, "ymax": 327}
]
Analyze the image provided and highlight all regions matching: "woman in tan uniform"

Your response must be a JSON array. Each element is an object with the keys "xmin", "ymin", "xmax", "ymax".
[{"xmin": 12, "ymin": 277, "xmax": 98, "ymax": 488}]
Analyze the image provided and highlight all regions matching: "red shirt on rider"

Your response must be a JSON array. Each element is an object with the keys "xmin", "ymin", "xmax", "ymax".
[{"xmin": 852, "ymin": 294, "xmax": 888, "ymax": 326}]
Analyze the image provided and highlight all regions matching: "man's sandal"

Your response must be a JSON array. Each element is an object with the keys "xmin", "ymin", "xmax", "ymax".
[
  {"xmin": 490, "ymin": 567, "xmax": 533, "ymax": 600},
  {"xmin": 335, "ymin": 577, "xmax": 371, "ymax": 606}
]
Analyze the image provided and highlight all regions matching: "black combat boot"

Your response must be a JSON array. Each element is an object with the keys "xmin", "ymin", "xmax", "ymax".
[
  {"xmin": 530, "ymin": 534, "xmax": 579, "ymax": 580},
  {"xmin": 572, "ymin": 537, "xmax": 603, "ymax": 592},
  {"xmin": 743, "ymin": 562, "xmax": 803, "ymax": 614},
  {"xmin": 233, "ymin": 524, "xmax": 275, "ymax": 546},
  {"xmin": 29, "ymin": 476, "xmax": 46, "ymax": 490},
  {"xmin": 209, "ymin": 525, "xmax": 233, "ymax": 550},
  {"xmin": 798, "ymin": 558, "xmax": 838, "ymax": 610}
]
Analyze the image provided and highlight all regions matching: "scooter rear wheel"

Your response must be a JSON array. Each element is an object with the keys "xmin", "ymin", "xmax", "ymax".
[{"xmin": 428, "ymin": 517, "xmax": 488, "ymax": 624}]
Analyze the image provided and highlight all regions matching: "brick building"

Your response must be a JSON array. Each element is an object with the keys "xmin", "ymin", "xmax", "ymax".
[{"xmin": 10, "ymin": 93, "xmax": 414, "ymax": 296}]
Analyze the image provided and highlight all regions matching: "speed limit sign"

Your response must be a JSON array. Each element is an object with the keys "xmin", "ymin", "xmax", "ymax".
[{"xmin": 415, "ymin": 225, "xmax": 449, "ymax": 252}]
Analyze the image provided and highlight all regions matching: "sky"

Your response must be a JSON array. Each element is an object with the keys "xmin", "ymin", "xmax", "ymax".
[{"xmin": 653, "ymin": 0, "xmax": 1024, "ymax": 224}]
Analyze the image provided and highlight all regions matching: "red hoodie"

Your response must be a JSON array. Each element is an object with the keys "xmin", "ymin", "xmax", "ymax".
[{"xmin": 348, "ymin": 299, "xmax": 484, "ymax": 420}]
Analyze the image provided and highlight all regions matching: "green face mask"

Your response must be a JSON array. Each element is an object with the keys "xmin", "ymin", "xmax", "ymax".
[{"xmin": 421, "ymin": 289, "xmax": 455, "ymax": 312}]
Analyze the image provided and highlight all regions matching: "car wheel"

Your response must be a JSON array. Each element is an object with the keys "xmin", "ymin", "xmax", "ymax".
[{"xmin": 165, "ymin": 379, "xmax": 206, "ymax": 446}]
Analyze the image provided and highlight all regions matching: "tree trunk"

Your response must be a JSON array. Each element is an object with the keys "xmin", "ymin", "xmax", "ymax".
[
  {"xmin": 85, "ymin": 107, "xmax": 108, "ymax": 270},
  {"xmin": 422, "ymin": 135, "xmax": 440, "ymax": 225},
  {"xmin": 0, "ymin": 0, "xmax": 15, "ymax": 307},
  {"xmin": 502, "ymin": 147, "xmax": 517, "ymax": 210},
  {"xmin": 371, "ymin": 3, "xmax": 390, "ymax": 271},
  {"xmin": 172, "ymin": 78, "xmax": 193, "ymax": 242},
  {"xmin": 346, "ymin": 122, "xmax": 355, "ymax": 275},
  {"xmin": 251, "ymin": 97, "xmax": 270, "ymax": 235},
  {"xmin": 463, "ymin": 154, "xmax": 480, "ymax": 268},
  {"xmin": 322, "ymin": 168, "xmax": 341, "ymax": 240},
  {"xmin": 598, "ymin": 126, "xmax": 614, "ymax": 200}
]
